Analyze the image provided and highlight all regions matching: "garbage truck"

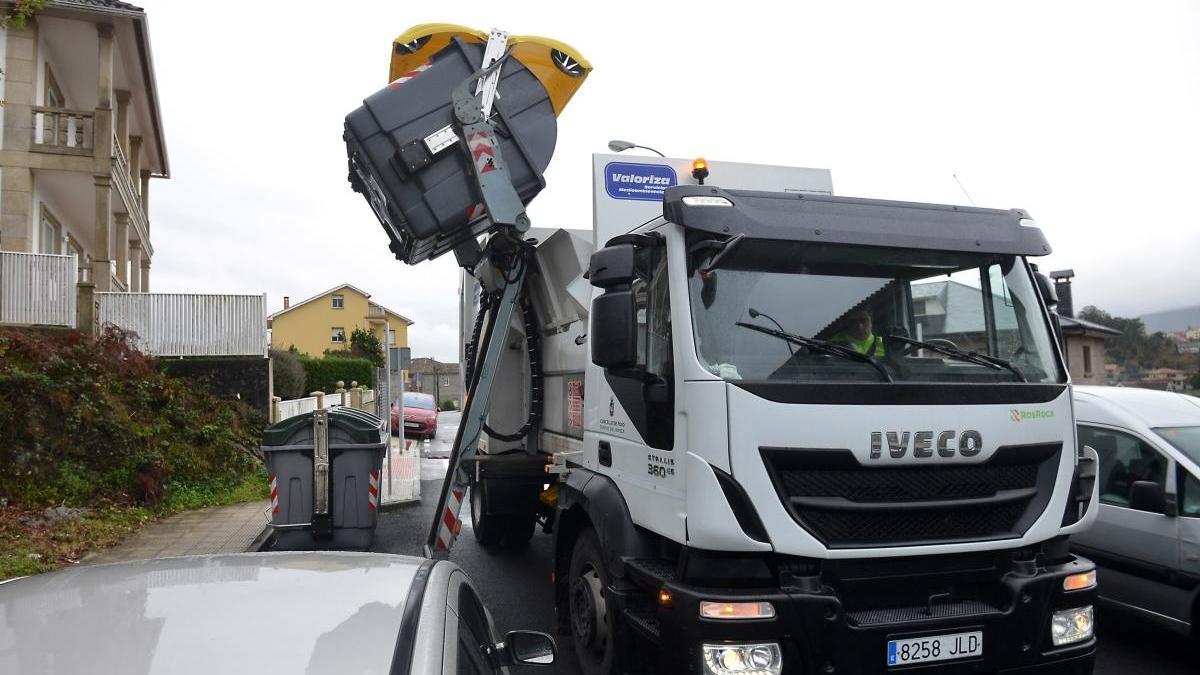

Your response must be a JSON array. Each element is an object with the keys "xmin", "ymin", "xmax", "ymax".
[{"xmin": 344, "ymin": 23, "xmax": 1102, "ymax": 675}]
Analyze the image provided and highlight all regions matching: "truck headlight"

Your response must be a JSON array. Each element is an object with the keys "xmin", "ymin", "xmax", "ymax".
[
  {"xmin": 1050, "ymin": 606, "xmax": 1093, "ymax": 646},
  {"xmin": 701, "ymin": 642, "xmax": 782, "ymax": 675}
]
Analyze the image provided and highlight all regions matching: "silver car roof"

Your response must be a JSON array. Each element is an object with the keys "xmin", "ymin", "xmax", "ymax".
[
  {"xmin": 0, "ymin": 551, "xmax": 429, "ymax": 675},
  {"xmin": 1074, "ymin": 385, "xmax": 1200, "ymax": 428}
]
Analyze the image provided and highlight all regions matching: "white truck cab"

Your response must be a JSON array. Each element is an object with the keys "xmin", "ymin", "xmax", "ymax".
[{"xmin": 464, "ymin": 155, "xmax": 1102, "ymax": 674}]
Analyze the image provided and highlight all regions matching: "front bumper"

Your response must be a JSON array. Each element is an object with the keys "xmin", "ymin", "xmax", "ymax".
[{"xmin": 648, "ymin": 553, "xmax": 1096, "ymax": 674}]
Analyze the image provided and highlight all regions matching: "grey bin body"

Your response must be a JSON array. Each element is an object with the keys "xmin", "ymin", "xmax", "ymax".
[
  {"xmin": 344, "ymin": 36, "xmax": 558, "ymax": 265},
  {"xmin": 262, "ymin": 407, "xmax": 387, "ymax": 550}
]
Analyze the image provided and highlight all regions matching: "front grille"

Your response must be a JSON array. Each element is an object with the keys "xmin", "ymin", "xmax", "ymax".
[
  {"xmin": 763, "ymin": 443, "xmax": 1061, "ymax": 548},
  {"xmin": 847, "ymin": 599, "xmax": 1002, "ymax": 627}
]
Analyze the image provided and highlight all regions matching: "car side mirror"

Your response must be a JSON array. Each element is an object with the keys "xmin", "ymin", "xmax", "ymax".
[
  {"xmin": 503, "ymin": 630, "xmax": 556, "ymax": 666},
  {"xmin": 1129, "ymin": 480, "xmax": 1169, "ymax": 514}
]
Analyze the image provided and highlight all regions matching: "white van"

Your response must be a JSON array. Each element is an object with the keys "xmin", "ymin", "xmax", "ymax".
[{"xmin": 1071, "ymin": 385, "xmax": 1200, "ymax": 636}]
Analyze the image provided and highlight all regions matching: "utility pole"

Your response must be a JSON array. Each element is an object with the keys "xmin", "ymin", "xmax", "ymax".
[{"xmin": 433, "ymin": 360, "xmax": 441, "ymax": 406}]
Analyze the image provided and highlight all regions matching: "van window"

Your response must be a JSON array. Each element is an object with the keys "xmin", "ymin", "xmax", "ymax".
[
  {"xmin": 1182, "ymin": 472, "xmax": 1200, "ymax": 518},
  {"xmin": 1079, "ymin": 425, "xmax": 1168, "ymax": 510}
]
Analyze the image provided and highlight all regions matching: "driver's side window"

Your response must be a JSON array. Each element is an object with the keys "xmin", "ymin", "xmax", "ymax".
[{"xmin": 1080, "ymin": 425, "xmax": 1168, "ymax": 510}]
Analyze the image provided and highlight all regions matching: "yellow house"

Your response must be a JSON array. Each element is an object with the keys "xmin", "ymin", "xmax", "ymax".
[{"xmin": 267, "ymin": 283, "xmax": 413, "ymax": 357}]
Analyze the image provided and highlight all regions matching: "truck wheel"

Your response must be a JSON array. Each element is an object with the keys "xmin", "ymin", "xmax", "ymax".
[
  {"xmin": 569, "ymin": 529, "xmax": 615, "ymax": 675},
  {"xmin": 470, "ymin": 483, "xmax": 503, "ymax": 547}
]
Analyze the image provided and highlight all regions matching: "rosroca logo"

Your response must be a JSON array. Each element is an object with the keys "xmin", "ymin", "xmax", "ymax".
[{"xmin": 1011, "ymin": 408, "xmax": 1055, "ymax": 423}]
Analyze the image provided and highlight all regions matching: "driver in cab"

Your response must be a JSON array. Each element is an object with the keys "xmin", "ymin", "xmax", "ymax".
[{"xmin": 828, "ymin": 308, "xmax": 886, "ymax": 357}]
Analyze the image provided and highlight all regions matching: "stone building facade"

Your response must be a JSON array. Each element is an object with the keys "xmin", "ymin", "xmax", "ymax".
[{"xmin": 1, "ymin": 0, "xmax": 169, "ymax": 291}]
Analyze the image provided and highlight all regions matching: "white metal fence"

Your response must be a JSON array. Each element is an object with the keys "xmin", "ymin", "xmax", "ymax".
[
  {"xmin": 96, "ymin": 292, "xmax": 267, "ymax": 357},
  {"xmin": 273, "ymin": 389, "xmax": 377, "ymax": 422},
  {"xmin": 0, "ymin": 251, "xmax": 77, "ymax": 327}
]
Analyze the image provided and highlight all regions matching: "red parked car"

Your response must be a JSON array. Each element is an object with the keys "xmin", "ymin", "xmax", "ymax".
[{"xmin": 391, "ymin": 391, "xmax": 438, "ymax": 440}]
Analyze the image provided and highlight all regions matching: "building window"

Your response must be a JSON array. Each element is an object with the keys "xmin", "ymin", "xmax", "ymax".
[
  {"xmin": 39, "ymin": 206, "xmax": 61, "ymax": 255},
  {"xmin": 331, "ymin": 327, "xmax": 346, "ymax": 344},
  {"xmin": 332, "ymin": 294, "xmax": 344, "ymax": 309},
  {"xmin": 44, "ymin": 65, "xmax": 64, "ymax": 108},
  {"xmin": 1082, "ymin": 345, "xmax": 1092, "ymax": 376}
]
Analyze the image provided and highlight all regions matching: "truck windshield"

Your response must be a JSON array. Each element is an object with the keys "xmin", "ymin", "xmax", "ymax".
[{"xmin": 687, "ymin": 236, "xmax": 1064, "ymax": 384}]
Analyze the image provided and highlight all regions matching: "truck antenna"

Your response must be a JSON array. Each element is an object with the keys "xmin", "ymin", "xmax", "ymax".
[{"xmin": 952, "ymin": 172, "xmax": 977, "ymax": 206}]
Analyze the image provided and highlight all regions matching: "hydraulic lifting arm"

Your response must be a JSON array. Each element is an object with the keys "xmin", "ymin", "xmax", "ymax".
[{"xmin": 425, "ymin": 30, "xmax": 533, "ymax": 558}]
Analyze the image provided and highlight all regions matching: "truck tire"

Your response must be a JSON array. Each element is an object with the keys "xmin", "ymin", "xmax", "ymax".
[
  {"xmin": 470, "ymin": 484, "xmax": 503, "ymax": 547},
  {"xmin": 569, "ymin": 529, "xmax": 615, "ymax": 675}
]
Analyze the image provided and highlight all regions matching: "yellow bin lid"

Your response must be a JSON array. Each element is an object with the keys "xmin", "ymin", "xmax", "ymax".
[{"xmin": 389, "ymin": 23, "xmax": 592, "ymax": 116}]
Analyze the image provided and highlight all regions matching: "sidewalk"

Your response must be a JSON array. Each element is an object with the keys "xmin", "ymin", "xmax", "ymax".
[
  {"xmin": 381, "ymin": 435, "xmax": 422, "ymax": 505},
  {"xmin": 83, "ymin": 500, "xmax": 271, "ymax": 565}
]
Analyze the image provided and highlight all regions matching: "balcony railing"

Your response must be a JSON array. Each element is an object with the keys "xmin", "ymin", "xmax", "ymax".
[
  {"xmin": 368, "ymin": 305, "xmax": 388, "ymax": 319},
  {"xmin": 111, "ymin": 132, "xmax": 150, "ymax": 247},
  {"xmin": 30, "ymin": 106, "xmax": 94, "ymax": 154}
]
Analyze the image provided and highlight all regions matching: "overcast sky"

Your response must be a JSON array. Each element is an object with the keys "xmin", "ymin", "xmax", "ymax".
[{"xmin": 140, "ymin": 1, "xmax": 1200, "ymax": 361}]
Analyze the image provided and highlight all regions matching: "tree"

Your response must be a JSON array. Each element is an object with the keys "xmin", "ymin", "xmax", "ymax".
[
  {"xmin": 1079, "ymin": 305, "xmax": 1188, "ymax": 369},
  {"xmin": 349, "ymin": 328, "xmax": 385, "ymax": 368},
  {"xmin": 0, "ymin": 1, "xmax": 48, "ymax": 31},
  {"xmin": 0, "ymin": 1, "xmax": 49, "ymax": 81}
]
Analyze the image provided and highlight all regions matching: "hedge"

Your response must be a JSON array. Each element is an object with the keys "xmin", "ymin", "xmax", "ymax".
[
  {"xmin": 269, "ymin": 349, "xmax": 307, "ymax": 400},
  {"xmin": 0, "ymin": 327, "xmax": 263, "ymax": 507},
  {"xmin": 298, "ymin": 354, "xmax": 375, "ymax": 394}
]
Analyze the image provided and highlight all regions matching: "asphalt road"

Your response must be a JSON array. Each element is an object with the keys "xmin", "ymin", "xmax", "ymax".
[{"xmin": 372, "ymin": 412, "xmax": 1196, "ymax": 674}]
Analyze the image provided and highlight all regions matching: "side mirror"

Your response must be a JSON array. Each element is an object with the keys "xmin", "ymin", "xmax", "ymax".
[
  {"xmin": 588, "ymin": 244, "xmax": 638, "ymax": 370},
  {"xmin": 588, "ymin": 244, "xmax": 636, "ymax": 288},
  {"xmin": 590, "ymin": 289, "xmax": 638, "ymax": 368},
  {"xmin": 1129, "ymin": 480, "xmax": 1169, "ymax": 514},
  {"xmin": 1035, "ymin": 272, "xmax": 1058, "ymax": 309},
  {"xmin": 503, "ymin": 630, "xmax": 556, "ymax": 666}
]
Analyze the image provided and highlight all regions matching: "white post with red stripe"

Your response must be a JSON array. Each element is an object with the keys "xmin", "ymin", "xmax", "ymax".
[{"xmin": 367, "ymin": 470, "xmax": 380, "ymax": 511}]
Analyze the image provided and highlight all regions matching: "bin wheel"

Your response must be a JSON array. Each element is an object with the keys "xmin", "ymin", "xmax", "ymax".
[
  {"xmin": 470, "ymin": 483, "xmax": 503, "ymax": 547},
  {"xmin": 569, "ymin": 529, "xmax": 615, "ymax": 675}
]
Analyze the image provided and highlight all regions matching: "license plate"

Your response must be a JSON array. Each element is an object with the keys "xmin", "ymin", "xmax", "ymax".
[
  {"xmin": 404, "ymin": 422, "xmax": 419, "ymax": 429},
  {"xmin": 887, "ymin": 631, "xmax": 982, "ymax": 667}
]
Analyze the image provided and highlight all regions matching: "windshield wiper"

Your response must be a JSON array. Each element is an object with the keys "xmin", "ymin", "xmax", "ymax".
[
  {"xmin": 692, "ymin": 233, "xmax": 746, "ymax": 274},
  {"xmin": 885, "ymin": 334, "xmax": 1027, "ymax": 382},
  {"xmin": 736, "ymin": 321, "xmax": 893, "ymax": 382}
]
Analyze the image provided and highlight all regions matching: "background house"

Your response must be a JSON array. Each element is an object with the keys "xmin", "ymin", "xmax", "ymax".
[
  {"xmin": 268, "ymin": 283, "xmax": 412, "ymax": 359},
  {"xmin": 408, "ymin": 357, "xmax": 461, "ymax": 409},
  {"xmin": 1, "ymin": 0, "xmax": 168, "ymax": 292},
  {"xmin": 1051, "ymin": 270, "xmax": 1121, "ymax": 385}
]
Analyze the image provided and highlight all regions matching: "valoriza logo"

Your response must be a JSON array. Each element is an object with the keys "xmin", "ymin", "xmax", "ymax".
[
  {"xmin": 604, "ymin": 162, "xmax": 677, "ymax": 202},
  {"xmin": 1011, "ymin": 408, "xmax": 1055, "ymax": 422}
]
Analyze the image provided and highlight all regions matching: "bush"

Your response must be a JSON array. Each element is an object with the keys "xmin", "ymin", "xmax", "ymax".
[
  {"xmin": 270, "ymin": 349, "xmax": 307, "ymax": 400},
  {"xmin": 299, "ymin": 354, "xmax": 375, "ymax": 393},
  {"xmin": 441, "ymin": 399, "xmax": 457, "ymax": 411},
  {"xmin": 0, "ymin": 327, "xmax": 263, "ymax": 507}
]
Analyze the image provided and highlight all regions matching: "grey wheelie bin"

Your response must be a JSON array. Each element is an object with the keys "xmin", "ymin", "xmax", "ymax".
[{"xmin": 262, "ymin": 406, "xmax": 387, "ymax": 550}]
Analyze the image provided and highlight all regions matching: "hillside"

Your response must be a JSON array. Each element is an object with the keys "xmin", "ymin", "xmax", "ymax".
[{"xmin": 1140, "ymin": 305, "xmax": 1200, "ymax": 333}]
